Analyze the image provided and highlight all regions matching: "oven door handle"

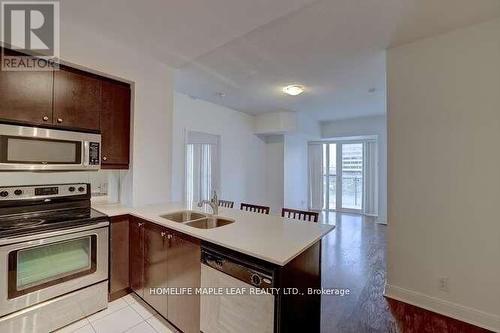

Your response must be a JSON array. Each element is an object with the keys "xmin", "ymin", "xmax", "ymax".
[{"xmin": 0, "ymin": 220, "xmax": 109, "ymax": 246}]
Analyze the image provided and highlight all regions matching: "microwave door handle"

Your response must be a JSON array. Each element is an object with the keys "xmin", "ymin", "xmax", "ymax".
[{"xmin": 83, "ymin": 141, "xmax": 90, "ymax": 166}]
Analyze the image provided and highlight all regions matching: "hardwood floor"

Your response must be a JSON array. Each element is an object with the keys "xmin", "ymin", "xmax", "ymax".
[{"xmin": 320, "ymin": 213, "xmax": 492, "ymax": 333}]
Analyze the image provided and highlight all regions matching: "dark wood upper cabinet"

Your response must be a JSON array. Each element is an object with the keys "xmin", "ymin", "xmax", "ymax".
[
  {"xmin": 0, "ymin": 53, "xmax": 53, "ymax": 125},
  {"xmin": 101, "ymin": 80, "xmax": 131, "ymax": 169},
  {"xmin": 53, "ymin": 67, "xmax": 101, "ymax": 131},
  {"xmin": 0, "ymin": 48, "xmax": 132, "ymax": 169}
]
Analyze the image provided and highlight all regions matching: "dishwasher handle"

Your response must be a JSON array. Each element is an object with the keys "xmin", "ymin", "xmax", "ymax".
[{"xmin": 202, "ymin": 252, "xmax": 225, "ymax": 269}]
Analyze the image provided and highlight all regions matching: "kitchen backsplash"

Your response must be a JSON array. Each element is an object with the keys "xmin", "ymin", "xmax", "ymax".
[{"xmin": 0, "ymin": 170, "xmax": 123, "ymax": 202}]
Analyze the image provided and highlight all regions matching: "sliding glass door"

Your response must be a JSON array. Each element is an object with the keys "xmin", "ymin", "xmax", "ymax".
[
  {"xmin": 310, "ymin": 138, "xmax": 378, "ymax": 218},
  {"xmin": 322, "ymin": 143, "xmax": 337, "ymax": 211},
  {"xmin": 341, "ymin": 143, "xmax": 363, "ymax": 211},
  {"xmin": 320, "ymin": 142, "xmax": 364, "ymax": 213}
]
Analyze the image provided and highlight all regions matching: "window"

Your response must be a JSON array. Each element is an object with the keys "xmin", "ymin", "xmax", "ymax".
[{"xmin": 185, "ymin": 131, "xmax": 220, "ymax": 204}]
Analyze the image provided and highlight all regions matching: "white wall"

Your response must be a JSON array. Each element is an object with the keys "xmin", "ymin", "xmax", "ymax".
[
  {"xmin": 386, "ymin": 18, "xmax": 500, "ymax": 331},
  {"xmin": 172, "ymin": 93, "xmax": 268, "ymax": 206},
  {"xmin": 264, "ymin": 135, "xmax": 284, "ymax": 214},
  {"xmin": 0, "ymin": 19, "xmax": 174, "ymax": 207},
  {"xmin": 321, "ymin": 115, "xmax": 387, "ymax": 222},
  {"xmin": 283, "ymin": 112, "xmax": 321, "ymax": 210}
]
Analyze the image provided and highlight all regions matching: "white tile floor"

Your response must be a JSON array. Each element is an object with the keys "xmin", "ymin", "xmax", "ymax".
[{"xmin": 55, "ymin": 294, "xmax": 175, "ymax": 333}]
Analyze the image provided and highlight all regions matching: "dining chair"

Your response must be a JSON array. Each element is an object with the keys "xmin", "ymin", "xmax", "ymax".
[
  {"xmin": 281, "ymin": 208, "xmax": 319, "ymax": 222},
  {"xmin": 218, "ymin": 200, "xmax": 234, "ymax": 208},
  {"xmin": 240, "ymin": 203, "xmax": 270, "ymax": 215}
]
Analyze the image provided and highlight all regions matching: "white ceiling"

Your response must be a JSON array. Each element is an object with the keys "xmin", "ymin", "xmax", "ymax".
[{"xmin": 61, "ymin": 0, "xmax": 500, "ymax": 121}]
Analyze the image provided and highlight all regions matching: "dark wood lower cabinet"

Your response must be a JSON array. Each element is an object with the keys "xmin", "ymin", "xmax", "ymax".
[
  {"xmin": 167, "ymin": 232, "xmax": 201, "ymax": 333},
  {"xmin": 127, "ymin": 217, "xmax": 201, "ymax": 333},
  {"xmin": 278, "ymin": 241, "xmax": 321, "ymax": 333},
  {"xmin": 129, "ymin": 217, "xmax": 145, "ymax": 298},
  {"xmin": 109, "ymin": 216, "xmax": 131, "ymax": 301},
  {"xmin": 143, "ymin": 222, "xmax": 168, "ymax": 317}
]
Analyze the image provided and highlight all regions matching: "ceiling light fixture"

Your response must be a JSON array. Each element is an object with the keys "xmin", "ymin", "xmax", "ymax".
[{"xmin": 282, "ymin": 85, "xmax": 305, "ymax": 96}]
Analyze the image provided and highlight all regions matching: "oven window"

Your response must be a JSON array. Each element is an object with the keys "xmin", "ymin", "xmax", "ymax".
[
  {"xmin": 8, "ymin": 236, "xmax": 97, "ymax": 298},
  {"xmin": 0, "ymin": 136, "xmax": 81, "ymax": 164}
]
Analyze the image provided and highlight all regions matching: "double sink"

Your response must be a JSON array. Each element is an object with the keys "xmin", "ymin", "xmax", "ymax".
[{"xmin": 160, "ymin": 211, "xmax": 234, "ymax": 229}]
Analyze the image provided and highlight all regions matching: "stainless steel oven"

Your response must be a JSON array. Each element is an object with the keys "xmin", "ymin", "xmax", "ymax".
[
  {"xmin": 0, "ymin": 223, "xmax": 109, "ymax": 318},
  {"xmin": 0, "ymin": 123, "xmax": 101, "ymax": 171},
  {"xmin": 0, "ymin": 183, "xmax": 109, "ymax": 332}
]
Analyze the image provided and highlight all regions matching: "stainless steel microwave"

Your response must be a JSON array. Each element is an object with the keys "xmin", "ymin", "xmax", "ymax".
[{"xmin": 0, "ymin": 124, "xmax": 101, "ymax": 171}]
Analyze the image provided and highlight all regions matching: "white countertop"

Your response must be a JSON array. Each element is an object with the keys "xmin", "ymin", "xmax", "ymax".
[{"xmin": 92, "ymin": 201, "xmax": 335, "ymax": 266}]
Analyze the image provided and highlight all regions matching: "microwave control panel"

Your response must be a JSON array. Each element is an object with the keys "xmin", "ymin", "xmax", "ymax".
[{"xmin": 89, "ymin": 142, "xmax": 100, "ymax": 165}]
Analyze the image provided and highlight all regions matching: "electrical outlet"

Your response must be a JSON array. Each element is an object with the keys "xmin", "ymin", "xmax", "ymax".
[
  {"xmin": 438, "ymin": 277, "xmax": 449, "ymax": 292},
  {"xmin": 101, "ymin": 182, "xmax": 108, "ymax": 194}
]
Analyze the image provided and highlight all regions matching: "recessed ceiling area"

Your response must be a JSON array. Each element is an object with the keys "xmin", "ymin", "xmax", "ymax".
[{"xmin": 60, "ymin": 0, "xmax": 500, "ymax": 121}]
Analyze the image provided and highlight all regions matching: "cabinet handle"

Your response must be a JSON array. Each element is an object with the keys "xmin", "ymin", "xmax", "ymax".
[
  {"xmin": 102, "ymin": 156, "xmax": 108, "ymax": 161},
  {"xmin": 138, "ymin": 222, "xmax": 144, "ymax": 227},
  {"xmin": 57, "ymin": 118, "xmax": 63, "ymax": 123},
  {"xmin": 161, "ymin": 231, "xmax": 166, "ymax": 237},
  {"xmin": 42, "ymin": 116, "xmax": 49, "ymax": 121},
  {"xmin": 167, "ymin": 234, "xmax": 172, "ymax": 240}
]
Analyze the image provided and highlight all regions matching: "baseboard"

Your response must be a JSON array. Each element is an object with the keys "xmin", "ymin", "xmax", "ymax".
[
  {"xmin": 376, "ymin": 217, "xmax": 387, "ymax": 224},
  {"xmin": 384, "ymin": 284, "xmax": 500, "ymax": 332}
]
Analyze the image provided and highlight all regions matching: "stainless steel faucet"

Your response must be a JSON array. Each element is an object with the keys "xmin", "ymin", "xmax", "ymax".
[{"xmin": 197, "ymin": 190, "xmax": 219, "ymax": 215}]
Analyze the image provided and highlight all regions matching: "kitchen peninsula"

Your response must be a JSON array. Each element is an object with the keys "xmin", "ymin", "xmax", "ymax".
[{"xmin": 93, "ymin": 201, "xmax": 334, "ymax": 333}]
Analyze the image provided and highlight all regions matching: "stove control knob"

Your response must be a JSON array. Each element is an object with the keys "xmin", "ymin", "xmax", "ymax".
[
  {"xmin": 68, "ymin": 186, "xmax": 76, "ymax": 192},
  {"xmin": 78, "ymin": 186, "xmax": 85, "ymax": 192},
  {"xmin": 14, "ymin": 189, "xmax": 23, "ymax": 196},
  {"xmin": 0, "ymin": 191, "xmax": 9, "ymax": 197}
]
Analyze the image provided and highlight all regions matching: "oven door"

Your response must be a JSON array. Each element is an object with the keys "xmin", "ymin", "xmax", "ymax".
[
  {"xmin": 0, "ymin": 124, "xmax": 101, "ymax": 171},
  {"xmin": 0, "ymin": 222, "xmax": 108, "ymax": 317}
]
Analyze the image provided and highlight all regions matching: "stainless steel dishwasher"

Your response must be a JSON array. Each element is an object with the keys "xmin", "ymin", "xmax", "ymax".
[{"xmin": 200, "ymin": 246, "xmax": 276, "ymax": 333}]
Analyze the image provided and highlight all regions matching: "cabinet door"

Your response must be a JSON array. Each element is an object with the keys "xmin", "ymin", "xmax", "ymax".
[
  {"xmin": 167, "ymin": 233, "xmax": 201, "ymax": 333},
  {"xmin": 129, "ymin": 218, "xmax": 144, "ymax": 298},
  {"xmin": 0, "ymin": 51, "xmax": 53, "ymax": 125},
  {"xmin": 101, "ymin": 81, "xmax": 130, "ymax": 169},
  {"xmin": 53, "ymin": 67, "xmax": 101, "ymax": 131},
  {"xmin": 109, "ymin": 216, "xmax": 130, "ymax": 301},
  {"xmin": 143, "ymin": 223, "xmax": 168, "ymax": 317}
]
